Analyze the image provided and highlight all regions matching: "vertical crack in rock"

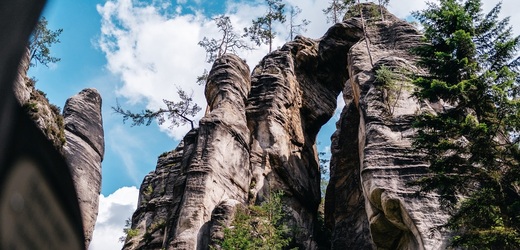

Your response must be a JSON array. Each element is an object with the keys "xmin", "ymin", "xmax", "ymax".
[
  {"xmin": 246, "ymin": 21, "xmax": 363, "ymax": 249},
  {"xmin": 62, "ymin": 88, "xmax": 104, "ymax": 248},
  {"xmin": 325, "ymin": 82, "xmax": 373, "ymax": 249}
]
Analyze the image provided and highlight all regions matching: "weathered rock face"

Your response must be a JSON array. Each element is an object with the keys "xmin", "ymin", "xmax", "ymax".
[
  {"xmin": 13, "ymin": 48, "xmax": 31, "ymax": 105},
  {"xmin": 12, "ymin": 58, "xmax": 104, "ymax": 248},
  {"xmin": 123, "ymin": 54, "xmax": 252, "ymax": 250},
  {"xmin": 13, "ymin": 51, "xmax": 66, "ymax": 151},
  {"xmin": 247, "ymin": 21, "xmax": 363, "ymax": 249},
  {"xmin": 126, "ymin": 3, "xmax": 451, "ymax": 250},
  {"xmin": 326, "ymin": 3, "xmax": 450, "ymax": 249},
  {"xmin": 62, "ymin": 88, "xmax": 105, "ymax": 248}
]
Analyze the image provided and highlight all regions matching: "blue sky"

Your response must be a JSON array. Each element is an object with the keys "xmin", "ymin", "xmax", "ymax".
[{"xmin": 28, "ymin": 0, "xmax": 520, "ymax": 249}]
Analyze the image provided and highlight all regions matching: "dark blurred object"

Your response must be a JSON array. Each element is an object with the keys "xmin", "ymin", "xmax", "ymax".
[{"xmin": 0, "ymin": 0, "xmax": 85, "ymax": 249}]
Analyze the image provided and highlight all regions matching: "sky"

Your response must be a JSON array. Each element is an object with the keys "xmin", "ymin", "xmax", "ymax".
[{"xmin": 29, "ymin": 0, "xmax": 520, "ymax": 249}]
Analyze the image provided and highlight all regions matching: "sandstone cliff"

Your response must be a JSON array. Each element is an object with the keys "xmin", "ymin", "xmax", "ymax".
[
  {"xmin": 325, "ymin": 4, "xmax": 450, "ymax": 249},
  {"xmin": 124, "ymin": 3, "xmax": 450, "ymax": 250},
  {"xmin": 13, "ymin": 53, "xmax": 104, "ymax": 248}
]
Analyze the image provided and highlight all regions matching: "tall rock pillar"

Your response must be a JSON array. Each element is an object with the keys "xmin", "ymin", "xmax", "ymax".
[
  {"xmin": 62, "ymin": 88, "xmax": 104, "ymax": 248},
  {"xmin": 122, "ymin": 54, "xmax": 252, "ymax": 250}
]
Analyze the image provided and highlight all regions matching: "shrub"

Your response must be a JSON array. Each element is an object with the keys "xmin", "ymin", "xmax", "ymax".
[{"xmin": 220, "ymin": 191, "xmax": 290, "ymax": 250}]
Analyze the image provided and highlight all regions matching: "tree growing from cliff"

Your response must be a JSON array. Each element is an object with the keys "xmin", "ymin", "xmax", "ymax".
[
  {"xmin": 197, "ymin": 15, "xmax": 251, "ymax": 85},
  {"xmin": 323, "ymin": 0, "xmax": 355, "ymax": 24},
  {"xmin": 377, "ymin": 0, "xmax": 390, "ymax": 21},
  {"xmin": 113, "ymin": 88, "xmax": 201, "ymax": 130},
  {"xmin": 244, "ymin": 0, "xmax": 286, "ymax": 53},
  {"xmin": 199, "ymin": 15, "xmax": 251, "ymax": 64},
  {"xmin": 29, "ymin": 17, "xmax": 62, "ymax": 67},
  {"xmin": 411, "ymin": 0, "xmax": 520, "ymax": 248},
  {"xmin": 287, "ymin": 5, "xmax": 310, "ymax": 41}
]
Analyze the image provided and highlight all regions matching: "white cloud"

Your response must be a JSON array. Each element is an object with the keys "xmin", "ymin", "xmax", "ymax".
[
  {"xmin": 91, "ymin": 0, "xmax": 520, "ymax": 248},
  {"xmin": 97, "ymin": 0, "xmax": 209, "ymax": 139},
  {"xmin": 97, "ymin": 0, "xmax": 520, "ymax": 140},
  {"xmin": 96, "ymin": 0, "xmax": 520, "ymax": 144},
  {"xmin": 89, "ymin": 186, "xmax": 139, "ymax": 250}
]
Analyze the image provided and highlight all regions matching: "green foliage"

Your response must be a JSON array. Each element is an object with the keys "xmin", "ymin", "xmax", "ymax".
[
  {"xmin": 220, "ymin": 191, "xmax": 290, "ymax": 250},
  {"xmin": 144, "ymin": 184, "xmax": 153, "ymax": 196},
  {"xmin": 244, "ymin": 0, "xmax": 286, "ymax": 52},
  {"xmin": 119, "ymin": 218, "xmax": 139, "ymax": 243},
  {"xmin": 29, "ymin": 17, "xmax": 62, "ymax": 67},
  {"xmin": 377, "ymin": 0, "xmax": 390, "ymax": 21},
  {"xmin": 287, "ymin": 5, "xmax": 310, "ymax": 41},
  {"xmin": 323, "ymin": 0, "xmax": 355, "ymax": 24},
  {"xmin": 196, "ymin": 69, "xmax": 209, "ymax": 86},
  {"xmin": 23, "ymin": 102, "xmax": 38, "ymax": 113},
  {"xmin": 113, "ymin": 88, "xmax": 201, "ymax": 129},
  {"xmin": 23, "ymin": 88, "xmax": 66, "ymax": 150},
  {"xmin": 375, "ymin": 65, "xmax": 411, "ymax": 116},
  {"xmin": 411, "ymin": 0, "xmax": 520, "ymax": 248},
  {"xmin": 199, "ymin": 15, "xmax": 251, "ymax": 64}
]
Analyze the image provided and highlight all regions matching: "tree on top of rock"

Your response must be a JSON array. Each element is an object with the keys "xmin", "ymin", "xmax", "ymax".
[
  {"xmin": 323, "ymin": 0, "xmax": 355, "ymax": 24},
  {"xmin": 244, "ymin": 0, "xmax": 286, "ymax": 53},
  {"xmin": 197, "ymin": 15, "xmax": 252, "ymax": 86},
  {"xmin": 29, "ymin": 17, "xmax": 63, "ymax": 67},
  {"xmin": 199, "ymin": 15, "xmax": 251, "ymax": 64},
  {"xmin": 411, "ymin": 0, "xmax": 520, "ymax": 248},
  {"xmin": 287, "ymin": 5, "xmax": 310, "ymax": 41},
  {"xmin": 377, "ymin": 0, "xmax": 390, "ymax": 21}
]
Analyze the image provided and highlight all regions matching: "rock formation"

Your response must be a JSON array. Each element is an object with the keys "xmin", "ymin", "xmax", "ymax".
[
  {"xmin": 13, "ymin": 49, "xmax": 66, "ymax": 151},
  {"xmin": 13, "ymin": 55, "xmax": 104, "ymax": 248},
  {"xmin": 325, "ymin": 4, "xmax": 450, "ymax": 249},
  {"xmin": 122, "ymin": 54, "xmax": 252, "ymax": 250},
  {"xmin": 125, "ymin": 3, "xmax": 450, "ymax": 250},
  {"xmin": 62, "ymin": 88, "xmax": 104, "ymax": 248}
]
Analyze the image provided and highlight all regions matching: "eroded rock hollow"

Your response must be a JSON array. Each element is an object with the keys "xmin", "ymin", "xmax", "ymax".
[{"xmin": 124, "ymin": 4, "xmax": 450, "ymax": 250}]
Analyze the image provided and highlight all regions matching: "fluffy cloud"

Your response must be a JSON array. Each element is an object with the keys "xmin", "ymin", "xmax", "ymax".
[
  {"xmin": 95, "ymin": 0, "xmax": 339, "ymax": 139},
  {"xmin": 97, "ymin": 0, "xmax": 209, "ymax": 139},
  {"xmin": 92, "ymin": 0, "xmax": 520, "ymax": 248},
  {"xmin": 89, "ymin": 186, "xmax": 139, "ymax": 250},
  {"xmin": 97, "ymin": 0, "xmax": 519, "ymax": 139}
]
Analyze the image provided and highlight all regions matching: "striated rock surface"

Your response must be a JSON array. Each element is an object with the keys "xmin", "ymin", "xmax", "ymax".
[
  {"xmin": 13, "ymin": 48, "xmax": 31, "ymax": 105},
  {"xmin": 62, "ymin": 88, "xmax": 105, "ymax": 248},
  {"xmin": 126, "ymin": 3, "xmax": 451, "ymax": 250},
  {"xmin": 123, "ymin": 54, "xmax": 252, "ymax": 250},
  {"xmin": 246, "ymin": 20, "xmax": 363, "ymax": 249},
  {"xmin": 12, "ymin": 55, "xmax": 105, "ymax": 248},
  {"xmin": 326, "ymin": 3, "xmax": 450, "ymax": 249}
]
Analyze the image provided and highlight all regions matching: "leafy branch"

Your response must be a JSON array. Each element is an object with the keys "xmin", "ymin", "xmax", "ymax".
[
  {"xmin": 113, "ymin": 88, "xmax": 201, "ymax": 130},
  {"xmin": 29, "ymin": 17, "xmax": 63, "ymax": 67}
]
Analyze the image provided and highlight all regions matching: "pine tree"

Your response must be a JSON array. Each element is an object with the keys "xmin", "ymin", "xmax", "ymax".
[
  {"xmin": 244, "ymin": 0, "xmax": 286, "ymax": 53},
  {"xmin": 377, "ymin": 0, "xmax": 390, "ymax": 21},
  {"xmin": 113, "ymin": 88, "xmax": 201, "ymax": 130},
  {"xmin": 411, "ymin": 0, "xmax": 520, "ymax": 248},
  {"xmin": 29, "ymin": 17, "xmax": 63, "ymax": 67},
  {"xmin": 287, "ymin": 5, "xmax": 310, "ymax": 41},
  {"xmin": 323, "ymin": 0, "xmax": 355, "ymax": 24},
  {"xmin": 199, "ymin": 15, "xmax": 251, "ymax": 64},
  {"xmin": 198, "ymin": 15, "xmax": 251, "ymax": 86}
]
